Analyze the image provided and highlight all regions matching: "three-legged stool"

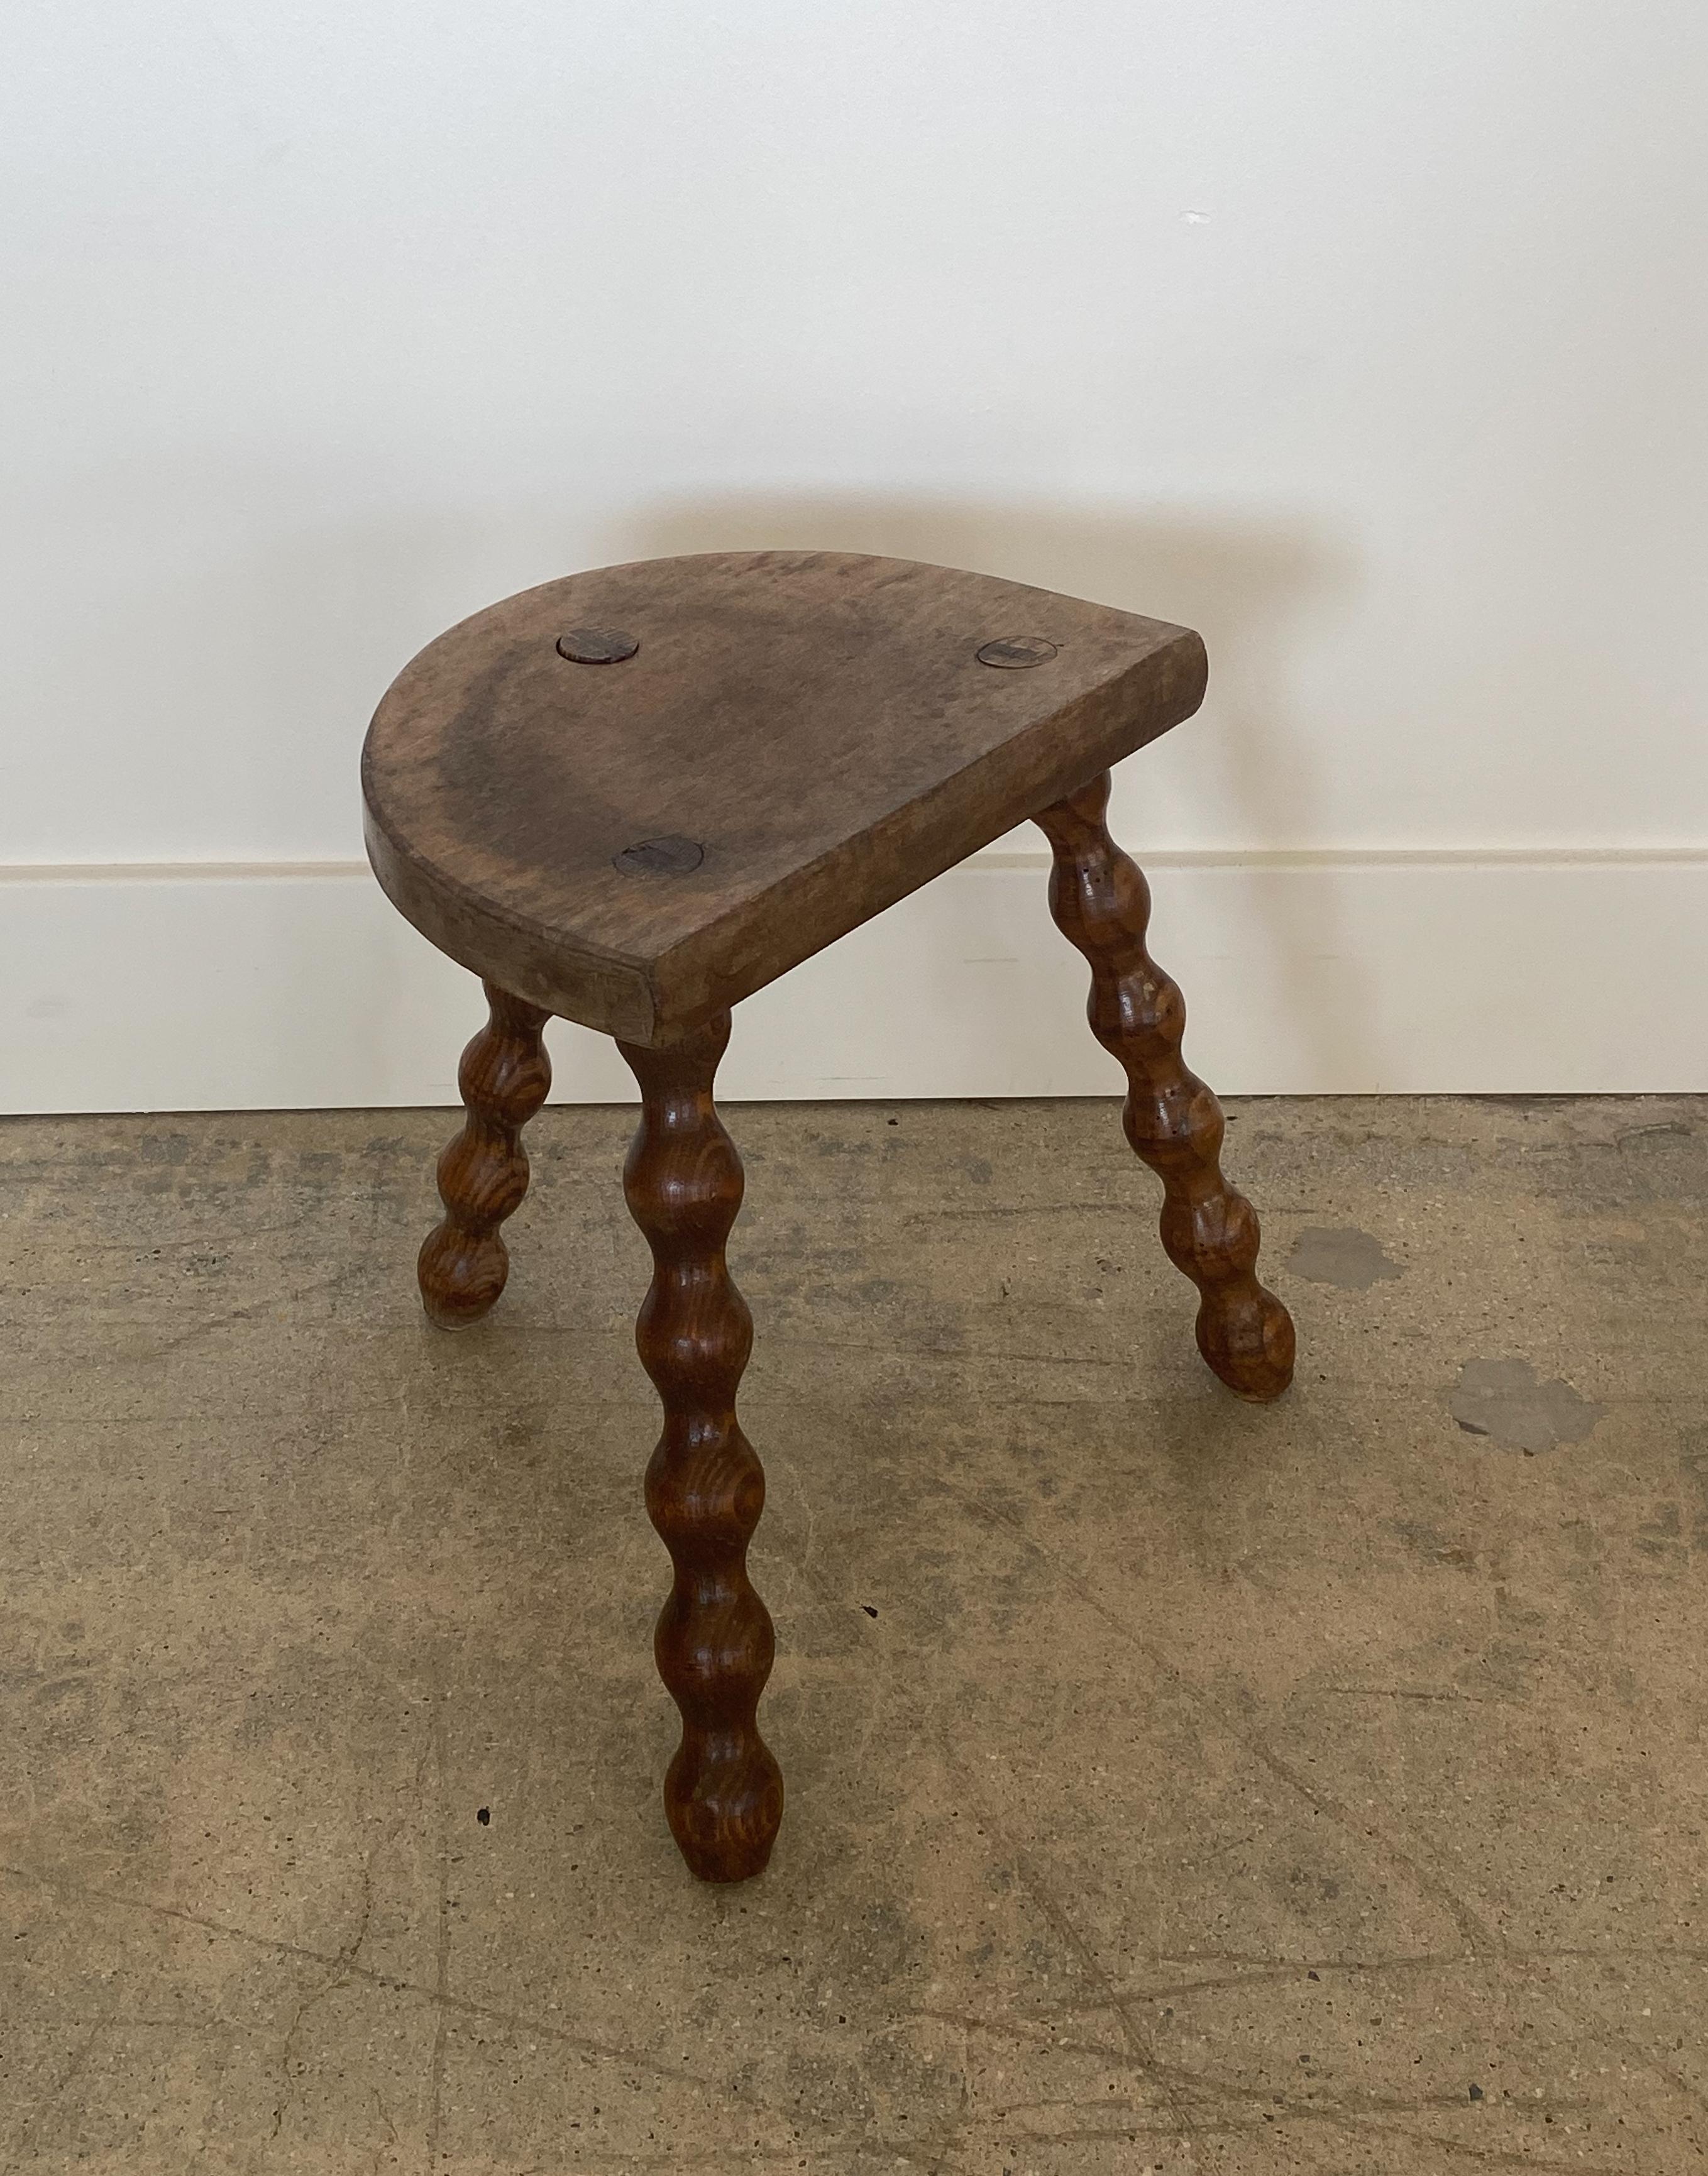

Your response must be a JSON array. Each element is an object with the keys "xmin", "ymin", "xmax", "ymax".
[{"xmin": 361, "ymin": 550, "xmax": 1294, "ymax": 1882}]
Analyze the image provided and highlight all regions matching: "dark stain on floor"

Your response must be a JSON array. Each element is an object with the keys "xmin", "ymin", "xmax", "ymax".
[
  {"xmin": 1286, "ymin": 1224, "xmax": 1404, "ymax": 1290},
  {"xmin": 1449, "ymin": 1356, "xmax": 1605, "ymax": 1453}
]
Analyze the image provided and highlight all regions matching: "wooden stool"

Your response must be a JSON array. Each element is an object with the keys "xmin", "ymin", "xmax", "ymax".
[{"xmin": 361, "ymin": 550, "xmax": 1295, "ymax": 1882}]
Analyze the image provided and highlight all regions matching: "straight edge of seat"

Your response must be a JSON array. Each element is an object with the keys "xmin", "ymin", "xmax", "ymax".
[{"xmin": 634, "ymin": 625, "xmax": 1207, "ymax": 1045}]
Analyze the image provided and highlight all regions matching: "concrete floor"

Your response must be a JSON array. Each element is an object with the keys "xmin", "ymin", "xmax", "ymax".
[{"xmin": 3, "ymin": 1094, "xmax": 1706, "ymax": 2173}]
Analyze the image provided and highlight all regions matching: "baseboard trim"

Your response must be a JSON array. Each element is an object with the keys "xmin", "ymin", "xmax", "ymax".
[{"xmin": 2, "ymin": 850, "xmax": 1705, "ymax": 1108}]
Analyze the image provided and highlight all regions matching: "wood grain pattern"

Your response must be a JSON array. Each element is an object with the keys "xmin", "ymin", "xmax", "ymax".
[
  {"xmin": 1035, "ymin": 773, "xmax": 1295, "ymax": 1402},
  {"xmin": 417, "ymin": 981, "xmax": 552, "ymax": 1328},
  {"xmin": 619, "ymin": 1013, "xmax": 783, "ymax": 1881},
  {"xmin": 363, "ymin": 551, "xmax": 1206, "ymax": 1044}
]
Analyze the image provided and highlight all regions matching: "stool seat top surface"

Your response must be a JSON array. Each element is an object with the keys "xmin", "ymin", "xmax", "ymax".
[{"xmin": 361, "ymin": 550, "xmax": 1205, "ymax": 1045}]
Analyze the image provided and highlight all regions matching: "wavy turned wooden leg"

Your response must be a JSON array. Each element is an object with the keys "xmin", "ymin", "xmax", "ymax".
[
  {"xmin": 417, "ymin": 981, "xmax": 553, "ymax": 1328},
  {"xmin": 1035, "ymin": 772, "xmax": 1296, "ymax": 1402},
  {"xmin": 617, "ymin": 1013, "xmax": 783, "ymax": 1882}
]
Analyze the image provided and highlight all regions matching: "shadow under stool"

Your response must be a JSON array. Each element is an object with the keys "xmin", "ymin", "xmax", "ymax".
[{"xmin": 360, "ymin": 549, "xmax": 1296, "ymax": 1883}]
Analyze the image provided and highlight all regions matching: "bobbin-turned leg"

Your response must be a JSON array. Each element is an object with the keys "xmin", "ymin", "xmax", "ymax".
[
  {"xmin": 1035, "ymin": 772, "xmax": 1294, "ymax": 1402},
  {"xmin": 417, "ymin": 981, "xmax": 552, "ymax": 1328},
  {"xmin": 617, "ymin": 1013, "xmax": 783, "ymax": 1882}
]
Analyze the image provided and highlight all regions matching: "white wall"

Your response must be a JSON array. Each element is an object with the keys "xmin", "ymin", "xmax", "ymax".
[{"xmin": 4, "ymin": 2, "xmax": 1705, "ymax": 1107}]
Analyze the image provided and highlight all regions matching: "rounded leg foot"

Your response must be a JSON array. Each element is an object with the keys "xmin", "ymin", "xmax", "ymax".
[
  {"xmin": 663, "ymin": 1710, "xmax": 785, "ymax": 1884},
  {"xmin": 417, "ymin": 1223, "xmax": 515, "ymax": 1330},
  {"xmin": 1194, "ymin": 1284, "xmax": 1297, "ymax": 1404}
]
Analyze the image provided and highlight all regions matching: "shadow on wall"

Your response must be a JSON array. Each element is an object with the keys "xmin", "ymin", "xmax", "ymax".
[{"xmin": 604, "ymin": 494, "xmax": 1375, "ymax": 1087}]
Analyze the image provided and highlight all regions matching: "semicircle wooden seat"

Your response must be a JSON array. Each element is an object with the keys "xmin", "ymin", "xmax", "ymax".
[
  {"xmin": 362, "ymin": 550, "xmax": 1208, "ymax": 1045},
  {"xmin": 361, "ymin": 549, "xmax": 1294, "ymax": 1886}
]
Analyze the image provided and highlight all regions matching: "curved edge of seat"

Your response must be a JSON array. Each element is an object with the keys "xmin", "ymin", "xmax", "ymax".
[{"xmin": 361, "ymin": 757, "xmax": 666, "ymax": 1043}]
